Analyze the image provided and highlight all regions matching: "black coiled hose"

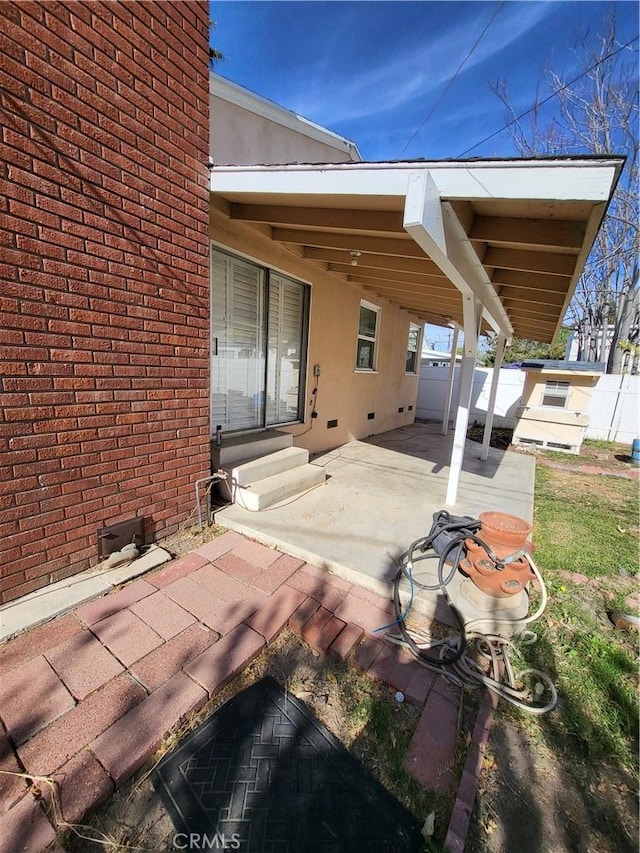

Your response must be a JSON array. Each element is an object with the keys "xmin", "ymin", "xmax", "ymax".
[{"xmin": 392, "ymin": 512, "xmax": 497, "ymax": 668}]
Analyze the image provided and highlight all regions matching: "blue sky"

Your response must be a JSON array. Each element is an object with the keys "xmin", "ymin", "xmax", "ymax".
[{"xmin": 210, "ymin": 0, "xmax": 638, "ymax": 161}]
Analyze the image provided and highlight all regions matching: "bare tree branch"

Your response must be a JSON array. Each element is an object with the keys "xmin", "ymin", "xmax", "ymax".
[{"xmin": 491, "ymin": 12, "xmax": 638, "ymax": 371}]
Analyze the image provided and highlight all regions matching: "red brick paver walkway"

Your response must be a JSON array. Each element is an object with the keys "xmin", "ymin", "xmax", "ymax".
[{"xmin": 0, "ymin": 531, "xmax": 467, "ymax": 852}]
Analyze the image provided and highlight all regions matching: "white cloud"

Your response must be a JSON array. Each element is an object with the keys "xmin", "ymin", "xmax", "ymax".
[{"xmin": 287, "ymin": 3, "xmax": 557, "ymax": 126}]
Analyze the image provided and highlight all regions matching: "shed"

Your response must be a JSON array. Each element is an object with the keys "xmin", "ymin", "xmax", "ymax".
[{"xmin": 512, "ymin": 360, "xmax": 604, "ymax": 453}]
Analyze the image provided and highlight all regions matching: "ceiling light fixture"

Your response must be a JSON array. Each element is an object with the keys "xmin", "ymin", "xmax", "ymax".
[{"xmin": 350, "ymin": 250, "xmax": 362, "ymax": 267}]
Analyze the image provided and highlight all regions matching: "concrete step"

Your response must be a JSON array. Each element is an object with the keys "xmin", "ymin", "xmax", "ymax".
[
  {"xmin": 232, "ymin": 446, "xmax": 309, "ymax": 487},
  {"xmin": 235, "ymin": 464, "xmax": 325, "ymax": 511},
  {"xmin": 211, "ymin": 429, "xmax": 292, "ymax": 469}
]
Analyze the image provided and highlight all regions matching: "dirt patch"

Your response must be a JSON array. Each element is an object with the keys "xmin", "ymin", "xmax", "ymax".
[
  {"xmin": 570, "ymin": 440, "xmax": 637, "ymax": 471},
  {"xmin": 466, "ymin": 424, "xmax": 638, "ymax": 478},
  {"xmin": 158, "ymin": 521, "xmax": 229, "ymax": 559},
  {"xmin": 535, "ymin": 466, "xmax": 632, "ymax": 505},
  {"xmin": 466, "ymin": 424, "xmax": 514, "ymax": 450},
  {"xmin": 468, "ymin": 718, "xmax": 638, "ymax": 853}
]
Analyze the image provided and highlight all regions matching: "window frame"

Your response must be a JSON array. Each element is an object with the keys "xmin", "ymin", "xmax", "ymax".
[
  {"xmin": 210, "ymin": 245, "xmax": 310, "ymax": 433},
  {"xmin": 405, "ymin": 322, "xmax": 422, "ymax": 375},
  {"xmin": 355, "ymin": 299, "xmax": 381, "ymax": 372},
  {"xmin": 541, "ymin": 379, "xmax": 570, "ymax": 408}
]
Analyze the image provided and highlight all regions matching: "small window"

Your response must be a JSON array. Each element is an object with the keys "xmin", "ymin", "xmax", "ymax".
[
  {"xmin": 541, "ymin": 380, "xmax": 570, "ymax": 408},
  {"xmin": 405, "ymin": 322, "xmax": 421, "ymax": 374},
  {"xmin": 356, "ymin": 300, "xmax": 380, "ymax": 370}
]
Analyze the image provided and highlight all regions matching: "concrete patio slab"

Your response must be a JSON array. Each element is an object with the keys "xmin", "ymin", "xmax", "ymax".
[{"xmin": 215, "ymin": 423, "xmax": 535, "ymax": 628}]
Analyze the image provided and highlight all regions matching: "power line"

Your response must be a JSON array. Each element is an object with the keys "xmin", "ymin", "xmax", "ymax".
[
  {"xmin": 400, "ymin": 2, "xmax": 505, "ymax": 156},
  {"xmin": 457, "ymin": 34, "xmax": 639, "ymax": 157}
]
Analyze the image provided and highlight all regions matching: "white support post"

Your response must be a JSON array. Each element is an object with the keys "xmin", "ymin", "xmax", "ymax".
[
  {"xmin": 441, "ymin": 324, "xmax": 460, "ymax": 435},
  {"xmin": 446, "ymin": 297, "xmax": 481, "ymax": 507},
  {"xmin": 481, "ymin": 333, "xmax": 507, "ymax": 461}
]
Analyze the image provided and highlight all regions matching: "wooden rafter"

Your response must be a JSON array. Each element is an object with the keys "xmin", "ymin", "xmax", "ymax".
[
  {"xmin": 470, "ymin": 216, "xmax": 585, "ymax": 251},
  {"xmin": 304, "ymin": 248, "xmax": 443, "ymax": 276},
  {"xmin": 230, "ymin": 203, "xmax": 404, "ymax": 234},
  {"xmin": 272, "ymin": 229, "xmax": 425, "ymax": 258},
  {"xmin": 499, "ymin": 289, "xmax": 566, "ymax": 308},
  {"xmin": 342, "ymin": 267, "xmax": 453, "ymax": 290},
  {"xmin": 483, "ymin": 247, "xmax": 575, "ymax": 277},
  {"xmin": 491, "ymin": 269, "xmax": 571, "ymax": 293}
]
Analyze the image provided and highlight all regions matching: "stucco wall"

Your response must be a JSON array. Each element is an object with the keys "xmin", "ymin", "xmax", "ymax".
[
  {"xmin": 521, "ymin": 372, "xmax": 596, "ymax": 412},
  {"xmin": 514, "ymin": 371, "xmax": 598, "ymax": 451},
  {"xmin": 210, "ymin": 97, "xmax": 355, "ymax": 166},
  {"xmin": 210, "ymin": 204, "xmax": 420, "ymax": 454}
]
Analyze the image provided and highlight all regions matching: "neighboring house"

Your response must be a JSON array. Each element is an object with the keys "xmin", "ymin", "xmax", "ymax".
[
  {"xmin": 209, "ymin": 73, "xmax": 362, "ymax": 166},
  {"xmin": 421, "ymin": 348, "xmax": 462, "ymax": 368},
  {"xmin": 0, "ymin": 1, "xmax": 622, "ymax": 604}
]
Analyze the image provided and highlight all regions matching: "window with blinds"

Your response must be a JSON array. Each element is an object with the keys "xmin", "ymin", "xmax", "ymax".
[{"xmin": 210, "ymin": 248, "xmax": 308, "ymax": 433}]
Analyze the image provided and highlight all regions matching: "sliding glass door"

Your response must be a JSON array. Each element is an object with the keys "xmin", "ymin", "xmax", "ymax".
[{"xmin": 211, "ymin": 249, "xmax": 308, "ymax": 434}]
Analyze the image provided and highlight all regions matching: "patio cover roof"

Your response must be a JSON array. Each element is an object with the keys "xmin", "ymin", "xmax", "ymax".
[{"xmin": 209, "ymin": 156, "xmax": 623, "ymax": 342}]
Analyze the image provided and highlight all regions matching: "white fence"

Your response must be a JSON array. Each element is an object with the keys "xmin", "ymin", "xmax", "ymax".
[
  {"xmin": 586, "ymin": 373, "xmax": 639, "ymax": 443},
  {"xmin": 416, "ymin": 365, "xmax": 639, "ymax": 443}
]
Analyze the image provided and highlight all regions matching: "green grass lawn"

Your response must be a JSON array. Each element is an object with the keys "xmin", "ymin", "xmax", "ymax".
[
  {"xmin": 533, "ymin": 465, "xmax": 639, "ymax": 578},
  {"xmin": 523, "ymin": 465, "xmax": 639, "ymax": 771}
]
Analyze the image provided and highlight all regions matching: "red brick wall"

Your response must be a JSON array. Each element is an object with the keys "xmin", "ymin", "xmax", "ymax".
[{"xmin": 0, "ymin": 1, "xmax": 211, "ymax": 603}]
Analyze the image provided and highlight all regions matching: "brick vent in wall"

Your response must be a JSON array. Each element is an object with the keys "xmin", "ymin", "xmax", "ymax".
[{"xmin": 0, "ymin": 1, "xmax": 211, "ymax": 603}]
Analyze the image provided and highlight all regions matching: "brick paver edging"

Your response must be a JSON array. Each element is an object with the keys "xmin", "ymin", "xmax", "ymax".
[
  {"xmin": 0, "ymin": 531, "xmax": 486, "ymax": 852},
  {"xmin": 444, "ymin": 687, "xmax": 500, "ymax": 852}
]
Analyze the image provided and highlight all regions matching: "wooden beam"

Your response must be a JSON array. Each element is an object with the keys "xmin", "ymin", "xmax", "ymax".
[
  {"xmin": 483, "ymin": 247, "xmax": 576, "ymax": 277},
  {"xmin": 357, "ymin": 285, "xmax": 457, "ymax": 320},
  {"xmin": 499, "ymin": 288, "xmax": 566, "ymax": 308},
  {"xmin": 511, "ymin": 324, "xmax": 555, "ymax": 343},
  {"xmin": 381, "ymin": 297, "xmax": 460, "ymax": 321},
  {"xmin": 230, "ymin": 203, "xmax": 404, "ymax": 234},
  {"xmin": 272, "ymin": 228, "xmax": 427, "ymax": 259},
  {"xmin": 505, "ymin": 313, "xmax": 563, "ymax": 331},
  {"xmin": 506, "ymin": 311, "xmax": 559, "ymax": 329},
  {"xmin": 341, "ymin": 266, "xmax": 454, "ymax": 290},
  {"xmin": 354, "ymin": 278, "xmax": 460, "ymax": 302},
  {"xmin": 470, "ymin": 216, "xmax": 586, "ymax": 251},
  {"xmin": 304, "ymin": 247, "xmax": 443, "ymax": 276},
  {"xmin": 360, "ymin": 286, "xmax": 460, "ymax": 312},
  {"xmin": 491, "ymin": 268, "xmax": 571, "ymax": 293}
]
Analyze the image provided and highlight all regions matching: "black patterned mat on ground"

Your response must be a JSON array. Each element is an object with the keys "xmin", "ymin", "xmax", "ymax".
[{"xmin": 152, "ymin": 676, "xmax": 423, "ymax": 852}]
